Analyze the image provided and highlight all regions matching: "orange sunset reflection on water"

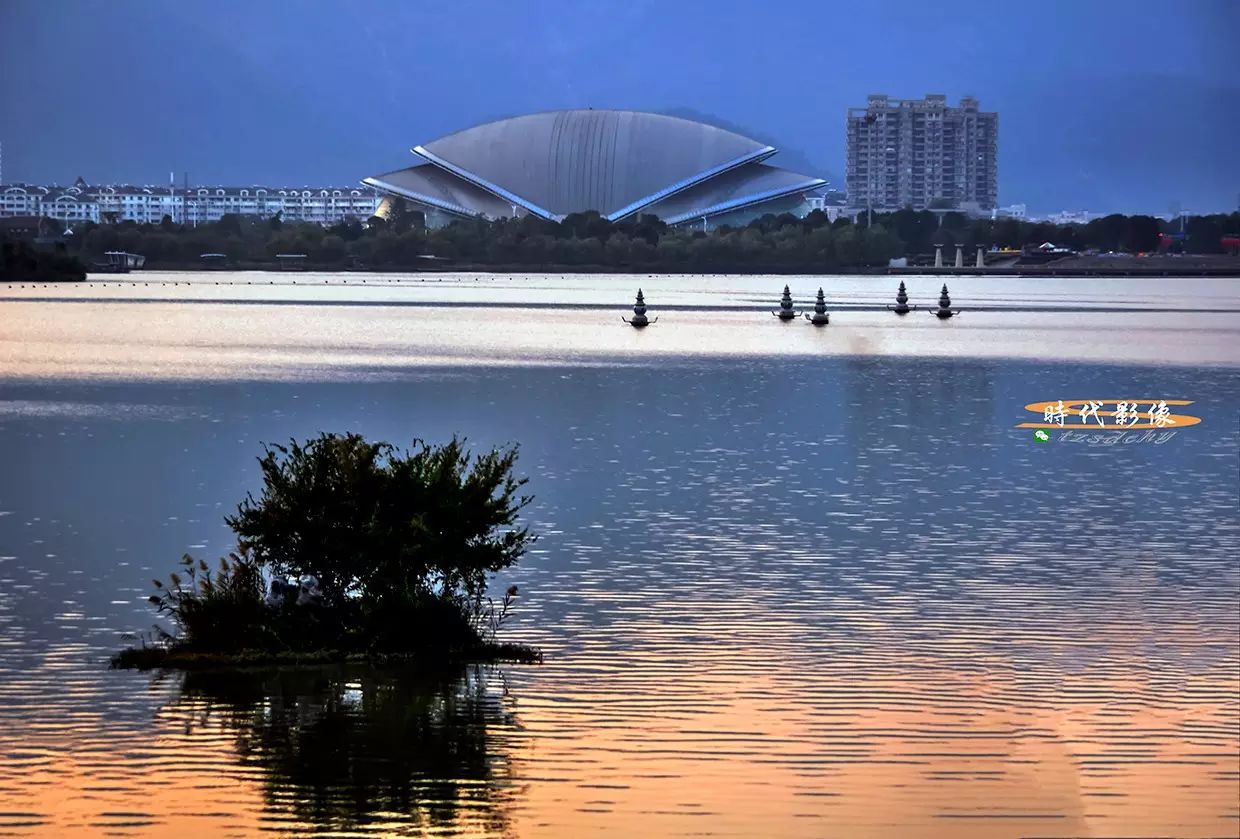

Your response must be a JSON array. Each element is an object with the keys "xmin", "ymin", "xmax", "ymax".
[
  {"xmin": 4, "ymin": 610, "xmax": 1236, "ymax": 838},
  {"xmin": 495, "ymin": 595, "xmax": 1238, "ymax": 838},
  {"xmin": 1, "ymin": 274, "xmax": 1238, "ymax": 837}
]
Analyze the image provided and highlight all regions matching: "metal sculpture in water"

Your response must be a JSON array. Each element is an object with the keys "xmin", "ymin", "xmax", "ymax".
[
  {"xmin": 931, "ymin": 283, "xmax": 961, "ymax": 319},
  {"xmin": 623, "ymin": 289, "xmax": 657, "ymax": 327},
  {"xmin": 772, "ymin": 285, "xmax": 799, "ymax": 320},
  {"xmin": 804, "ymin": 287, "xmax": 830, "ymax": 325},
  {"xmin": 887, "ymin": 280, "xmax": 917, "ymax": 315}
]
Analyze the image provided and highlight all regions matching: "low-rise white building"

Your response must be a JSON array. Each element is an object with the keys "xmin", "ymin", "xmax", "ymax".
[
  {"xmin": 181, "ymin": 185, "xmax": 381, "ymax": 225},
  {"xmin": 0, "ymin": 178, "xmax": 381, "ymax": 226},
  {"xmin": 1043, "ymin": 210, "xmax": 1096, "ymax": 225},
  {"xmin": 3, "ymin": 183, "xmax": 100, "ymax": 222},
  {"xmin": 992, "ymin": 203, "xmax": 1027, "ymax": 220},
  {"xmin": 804, "ymin": 191, "xmax": 849, "ymax": 222}
]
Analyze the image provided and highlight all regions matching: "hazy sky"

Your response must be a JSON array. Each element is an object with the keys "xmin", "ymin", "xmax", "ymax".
[{"xmin": 1, "ymin": 0, "xmax": 1236, "ymax": 214}]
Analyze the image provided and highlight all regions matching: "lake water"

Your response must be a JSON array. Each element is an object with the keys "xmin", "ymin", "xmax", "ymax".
[{"xmin": 1, "ymin": 272, "xmax": 1238, "ymax": 838}]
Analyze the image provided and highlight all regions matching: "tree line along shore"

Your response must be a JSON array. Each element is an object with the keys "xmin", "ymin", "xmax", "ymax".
[{"xmin": 4, "ymin": 206, "xmax": 1239, "ymax": 279}]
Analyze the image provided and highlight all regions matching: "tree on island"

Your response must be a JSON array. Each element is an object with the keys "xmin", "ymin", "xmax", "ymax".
[
  {"xmin": 117, "ymin": 433, "xmax": 537, "ymax": 667},
  {"xmin": 228, "ymin": 434, "xmax": 532, "ymax": 613}
]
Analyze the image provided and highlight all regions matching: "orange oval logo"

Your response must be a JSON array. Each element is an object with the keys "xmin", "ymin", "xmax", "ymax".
[{"xmin": 1017, "ymin": 400, "xmax": 1201, "ymax": 430}]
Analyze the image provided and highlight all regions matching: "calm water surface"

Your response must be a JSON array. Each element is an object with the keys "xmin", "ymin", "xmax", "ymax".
[
  {"xmin": 0, "ymin": 273, "xmax": 1237, "ymax": 837},
  {"xmin": 2, "ymin": 271, "xmax": 1239, "ymax": 375}
]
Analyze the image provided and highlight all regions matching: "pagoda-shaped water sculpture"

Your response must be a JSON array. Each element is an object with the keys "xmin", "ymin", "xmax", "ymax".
[
  {"xmin": 931, "ymin": 283, "xmax": 960, "ymax": 319},
  {"xmin": 886, "ymin": 280, "xmax": 917, "ymax": 315},
  {"xmin": 804, "ymin": 287, "xmax": 830, "ymax": 325},
  {"xmin": 772, "ymin": 285, "xmax": 799, "ymax": 320},
  {"xmin": 622, "ymin": 288, "xmax": 657, "ymax": 327}
]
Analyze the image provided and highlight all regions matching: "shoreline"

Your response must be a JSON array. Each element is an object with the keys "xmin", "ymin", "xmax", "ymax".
[
  {"xmin": 54, "ymin": 256, "xmax": 1240, "ymax": 278},
  {"xmin": 111, "ymin": 641, "xmax": 542, "ymax": 671}
]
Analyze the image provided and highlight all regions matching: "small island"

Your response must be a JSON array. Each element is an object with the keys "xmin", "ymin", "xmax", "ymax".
[{"xmin": 112, "ymin": 432, "xmax": 541, "ymax": 669}]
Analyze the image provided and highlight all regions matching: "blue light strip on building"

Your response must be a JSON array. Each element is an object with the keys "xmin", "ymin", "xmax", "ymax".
[
  {"xmin": 412, "ymin": 146, "xmax": 559, "ymax": 221},
  {"xmin": 662, "ymin": 178, "xmax": 828, "ymax": 226},
  {"xmin": 605, "ymin": 146, "xmax": 777, "ymax": 222},
  {"xmin": 360, "ymin": 177, "xmax": 477, "ymax": 218}
]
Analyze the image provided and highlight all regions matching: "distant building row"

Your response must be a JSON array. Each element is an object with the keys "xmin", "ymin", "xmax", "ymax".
[
  {"xmin": 845, "ymin": 94, "xmax": 998, "ymax": 213},
  {"xmin": 0, "ymin": 178, "xmax": 381, "ymax": 226},
  {"xmin": 5, "ymin": 97, "xmax": 999, "ymax": 227}
]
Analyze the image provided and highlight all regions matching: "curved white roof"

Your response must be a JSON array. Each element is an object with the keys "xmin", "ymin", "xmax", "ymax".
[
  {"xmin": 365, "ymin": 109, "xmax": 824, "ymax": 225},
  {"xmin": 644, "ymin": 163, "xmax": 827, "ymax": 224},
  {"xmin": 363, "ymin": 164, "xmax": 515, "ymax": 219}
]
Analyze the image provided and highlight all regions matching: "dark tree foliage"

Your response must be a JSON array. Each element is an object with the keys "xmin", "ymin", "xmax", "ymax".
[
  {"xmin": 119, "ymin": 433, "xmax": 537, "ymax": 661},
  {"xmin": 558, "ymin": 210, "xmax": 614, "ymax": 241},
  {"xmin": 215, "ymin": 213, "xmax": 244, "ymax": 238},
  {"xmin": 56, "ymin": 208, "xmax": 1240, "ymax": 271},
  {"xmin": 0, "ymin": 237, "xmax": 86, "ymax": 281},
  {"xmin": 148, "ymin": 549, "xmax": 269, "ymax": 652},
  {"xmin": 226, "ymin": 433, "xmax": 534, "ymax": 614},
  {"xmin": 1122, "ymin": 215, "xmax": 1162, "ymax": 253},
  {"xmin": 328, "ymin": 217, "xmax": 364, "ymax": 242},
  {"xmin": 385, "ymin": 197, "xmax": 426, "ymax": 233}
]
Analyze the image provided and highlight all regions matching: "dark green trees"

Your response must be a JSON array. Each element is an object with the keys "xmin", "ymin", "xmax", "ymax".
[
  {"xmin": 226, "ymin": 433, "xmax": 534, "ymax": 616},
  {"xmin": 0, "ymin": 237, "xmax": 86, "ymax": 282},
  {"xmin": 59, "ymin": 206, "xmax": 1240, "ymax": 271},
  {"xmin": 117, "ymin": 433, "xmax": 537, "ymax": 665}
]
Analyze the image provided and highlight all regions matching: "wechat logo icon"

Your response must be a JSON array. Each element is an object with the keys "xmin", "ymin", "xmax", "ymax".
[{"xmin": 1033, "ymin": 429, "xmax": 1050, "ymax": 444}]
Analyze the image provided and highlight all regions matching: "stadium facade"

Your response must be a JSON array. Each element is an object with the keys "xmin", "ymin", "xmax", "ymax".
[{"xmin": 363, "ymin": 110, "xmax": 828, "ymax": 229}]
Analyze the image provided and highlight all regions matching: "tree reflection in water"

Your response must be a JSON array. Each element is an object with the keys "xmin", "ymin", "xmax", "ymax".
[{"xmin": 169, "ymin": 664, "xmax": 519, "ymax": 835}]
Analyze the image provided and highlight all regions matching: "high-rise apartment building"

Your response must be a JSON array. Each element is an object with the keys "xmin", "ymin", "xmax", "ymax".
[{"xmin": 846, "ymin": 94, "xmax": 997, "ymax": 212}]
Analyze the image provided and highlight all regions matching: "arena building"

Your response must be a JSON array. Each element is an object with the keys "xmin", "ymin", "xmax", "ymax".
[{"xmin": 364, "ymin": 109, "xmax": 828, "ymax": 228}]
